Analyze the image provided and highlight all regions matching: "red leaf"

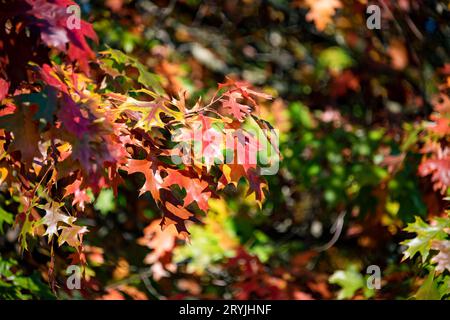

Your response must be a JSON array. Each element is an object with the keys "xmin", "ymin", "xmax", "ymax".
[
  {"xmin": 419, "ymin": 153, "xmax": 450, "ymax": 194},
  {"xmin": 40, "ymin": 64, "xmax": 69, "ymax": 94},
  {"xmin": 162, "ymin": 169, "xmax": 211, "ymax": 211},
  {"xmin": 27, "ymin": 0, "xmax": 98, "ymax": 73},
  {"xmin": 218, "ymin": 77, "xmax": 272, "ymax": 105},
  {"xmin": 220, "ymin": 91, "xmax": 251, "ymax": 121},
  {"xmin": 0, "ymin": 104, "xmax": 42, "ymax": 166},
  {"xmin": 64, "ymin": 177, "xmax": 91, "ymax": 210},
  {"xmin": 57, "ymin": 94, "xmax": 90, "ymax": 137},
  {"xmin": 0, "ymin": 78, "xmax": 10, "ymax": 101},
  {"xmin": 125, "ymin": 157, "xmax": 164, "ymax": 201}
]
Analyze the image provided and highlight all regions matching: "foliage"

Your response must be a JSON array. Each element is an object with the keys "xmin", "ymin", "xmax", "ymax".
[
  {"xmin": 0, "ymin": 256, "xmax": 54, "ymax": 299},
  {"xmin": 0, "ymin": 0, "xmax": 449, "ymax": 300},
  {"xmin": 329, "ymin": 265, "xmax": 374, "ymax": 300}
]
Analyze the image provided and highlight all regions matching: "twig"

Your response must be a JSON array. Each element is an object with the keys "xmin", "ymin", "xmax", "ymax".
[
  {"xmin": 314, "ymin": 211, "xmax": 346, "ymax": 252},
  {"xmin": 140, "ymin": 273, "xmax": 166, "ymax": 300}
]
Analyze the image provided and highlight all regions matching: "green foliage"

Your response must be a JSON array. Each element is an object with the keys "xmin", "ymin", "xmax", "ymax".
[
  {"xmin": 0, "ymin": 207, "xmax": 13, "ymax": 234},
  {"xmin": 414, "ymin": 272, "xmax": 441, "ymax": 300},
  {"xmin": 0, "ymin": 257, "xmax": 54, "ymax": 300},
  {"xmin": 401, "ymin": 214, "xmax": 450, "ymax": 299},
  {"xmin": 94, "ymin": 189, "xmax": 116, "ymax": 216},
  {"xmin": 329, "ymin": 266, "xmax": 374, "ymax": 300},
  {"xmin": 317, "ymin": 47, "xmax": 354, "ymax": 72},
  {"xmin": 401, "ymin": 216, "xmax": 450, "ymax": 263},
  {"xmin": 101, "ymin": 47, "xmax": 165, "ymax": 95}
]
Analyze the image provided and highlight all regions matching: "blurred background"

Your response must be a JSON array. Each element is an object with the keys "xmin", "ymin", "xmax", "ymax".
[{"xmin": 1, "ymin": 0, "xmax": 449, "ymax": 299}]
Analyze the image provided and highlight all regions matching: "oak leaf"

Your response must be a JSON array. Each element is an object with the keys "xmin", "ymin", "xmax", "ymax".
[
  {"xmin": 125, "ymin": 157, "xmax": 164, "ymax": 200},
  {"xmin": 39, "ymin": 202, "xmax": 74, "ymax": 241},
  {"xmin": 431, "ymin": 240, "xmax": 450, "ymax": 274},
  {"xmin": 304, "ymin": 0, "xmax": 342, "ymax": 31},
  {"xmin": 58, "ymin": 224, "xmax": 88, "ymax": 248},
  {"xmin": 0, "ymin": 104, "xmax": 42, "ymax": 167}
]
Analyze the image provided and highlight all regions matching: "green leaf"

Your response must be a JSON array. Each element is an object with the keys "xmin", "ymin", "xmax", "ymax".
[
  {"xmin": 329, "ymin": 266, "xmax": 365, "ymax": 299},
  {"xmin": 438, "ymin": 275, "xmax": 450, "ymax": 298},
  {"xmin": 102, "ymin": 47, "xmax": 130, "ymax": 65},
  {"xmin": 101, "ymin": 47, "xmax": 165, "ymax": 96},
  {"xmin": 0, "ymin": 207, "xmax": 13, "ymax": 234},
  {"xmin": 249, "ymin": 230, "xmax": 275, "ymax": 263},
  {"xmin": 289, "ymin": 102, "xmax": 314, "ymax": 129},
  {"xmin": 401, "ymin": 124, "xmax": 422, "ymax": 152},
  {"xmin": 318, "ymin": 47, "xmax": 354, "ymax": 72},
  {"xmin": 401, "ymin": 216, "xmax": 449, "ymax": 263},
  {"xmin": 415, "ymin": 272, "xmax": 441, "ymax": 300},
  {"xmin": 18, "ymin": 214, "xmax": 34, "ymax": 251},
  {"xmin": 173, "ymin": 210, "xmax": 237, "ymax": 274},
  {"xmin": 0, "ymin": 256, "xmax": 55, "ymax": 299},
  {"xmin": 134, "ymin": 62, "xmax": 165, "ymax": 96},
  {"xmin": 242, "ymin": 115, "xmax": 280, "ymax": 172},
  {"xmin": 94, "ymin": 189, "xmax": 116, "ymax": 215}
]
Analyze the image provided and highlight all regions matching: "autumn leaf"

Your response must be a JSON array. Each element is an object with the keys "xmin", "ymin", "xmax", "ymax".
[
  {"xmin": 0, "ymin": 78, "xmax": 9, "ymax": 101},
  {"xmin": 218, "ymin": 163, "xmax": 247, "ymax": 189},
  {"xmin": 0, "ymin": 104, "xmax": 42, "ymax": 167},
  {"xmin": 388, "ymin": 39, "xmax": 409, "ymax": 70},
  {"xmin": 125, "ymin": 157, "xmax": 165, "ymax": 200},
  {"xmin": 40, "ymin": 64, "xmax": 69, "ymax": 94},
  {"xmin": 57, "ymin": 94, "xmax": 91, "ymax": 138},
  {"xmin": 27, "ymin": 0, "xmax": 98, "ymax": 73},
  {"xmin": 118, "ymin": 285, "xmax": 148, "ymax": 300},
  {"xmin": 138, "ymin": 219, "xmax": 179, "ymax": 264},
  {"xmin": 101, "ymin": 48, "xmax": 165, "ymax": 95},
  {"xmin": 138, "ymin": 219, "xmax": 180, "ymax": 280},
  {"xmin": 430, "ymin": 240, "xmax": 450, "ymax": 274},
  {"xmin": 418, "ymin": 144, "xmax": 450, "ymax": 195},
  {"xmin": 218, "ymin": 77, "xmax": 271, "ymax": 106},
  {"xmin": 162, "ymin": 169, "xmax": 211, "ymax": 212},
  {"xmin": 99, "ymin": 288, "xmax": 125, "ymax": 300},
  {"xmin": 220, "ymin": 92, "xmax": 251, "ymax": 122},
  {"xmin": 111, "ymin": 93, "xmax": 178, "ymax": 130},
  {"xmin": 58, "ymin": 224, "xmax": 88, "ymax": 248},
  {"xmin": 39, "ymin": 202, "xmax": 74, "ymax": 241},
  {"xmin": 246, "ymin": 169, "xmax": 268, "ymax": 207},
  {"xmin": 64, "ymin": 178, "xmax": 92, "ymax": 210},
  {"xmin": 304, "ymin": 0, "xmax": 342, "ymax": 31},
  {"xmin": 195, "ymin": 115, "xmax": 225, "ymax": 170}
]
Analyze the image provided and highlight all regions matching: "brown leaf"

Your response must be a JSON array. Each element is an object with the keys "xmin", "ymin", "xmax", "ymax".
[{"xmin": 431, "ymin": 240, "xmax": 450, "ymax": 274}]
